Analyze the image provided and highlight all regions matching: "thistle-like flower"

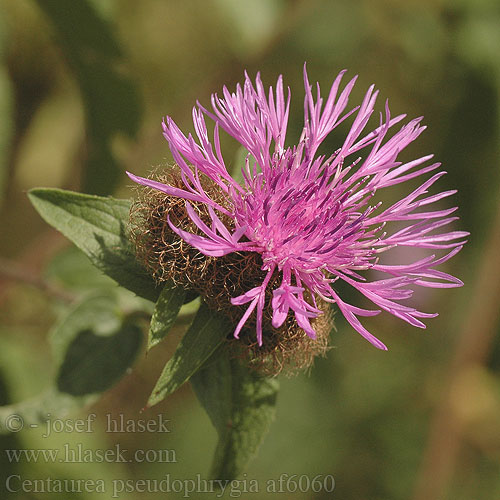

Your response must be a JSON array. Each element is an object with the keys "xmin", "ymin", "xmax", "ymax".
[{"xmin": 128, "ymin": 67, "xmax": 467, "ymax": 350}]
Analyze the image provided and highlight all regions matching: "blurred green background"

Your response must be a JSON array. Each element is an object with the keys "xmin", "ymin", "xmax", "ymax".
[{"xmin": 1, "ymin": 0, "xmax": 499, "ymax": 499}]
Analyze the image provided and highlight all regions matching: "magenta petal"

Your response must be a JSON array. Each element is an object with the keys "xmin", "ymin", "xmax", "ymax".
[
  {"xmin": 295, "ymin": 311, "xmax": 317, "ymax": 339},
  {"xmin": 231, "ymin": 287, "xmax": 262, "ymax": 306},
  {"xmin": 126, "ymin": 172, "xmax": 205, "ymax": 204},
  {"xmin": 233, "ymin": 298, "xmax": 258, "ymax": 339},
  {"xmin": 167, "ymin": 218, "xmax": 237, "ymax": 256}
]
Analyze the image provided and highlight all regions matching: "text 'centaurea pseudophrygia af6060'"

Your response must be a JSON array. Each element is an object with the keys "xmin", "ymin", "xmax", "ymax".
[{"xmin": 127, "ymin": 66, "xmax": 468, "ymax": 352}]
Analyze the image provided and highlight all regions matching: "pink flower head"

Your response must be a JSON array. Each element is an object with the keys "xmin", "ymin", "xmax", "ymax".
[{"xmin": 127, "ymin": 67, "xmax": 468, "ymax": 350}]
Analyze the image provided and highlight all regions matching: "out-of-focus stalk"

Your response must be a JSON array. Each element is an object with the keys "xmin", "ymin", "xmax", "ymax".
[{"xmin": 413, "ymin": 190, "xmax": 500, "ymax": 500}]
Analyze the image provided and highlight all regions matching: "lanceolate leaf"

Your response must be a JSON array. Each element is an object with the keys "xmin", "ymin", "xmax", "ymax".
[
  {"xmin": 28, "ymin": 188, "xmax": 164, "ymax": 302},
  {"xmin": 147, "ymin": 302, "xmax": 232, "ymax": 407},
  {"xmin": 148, "ymin": 285, "xmax": 186, "ymax": 351},
  {"xmin": 191, "ymin": 349, "xmax": 279, "ymax": 480}
]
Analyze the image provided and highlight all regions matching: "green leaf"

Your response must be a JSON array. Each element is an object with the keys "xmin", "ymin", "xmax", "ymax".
[
  {"xmin": 191, "ymin": 348, "xmax": 279, "ymax": 480},
  {"xmin": 49, "ymin": 293, "xmax": 121, "ymax": 365},
  {"xmin": 57, "ymin": 324, "xmax": 142, "ymax": 396},
  {"xmin": 51, "ymin": 293, "xmax": 142, "ymax": 396},
  {"xmin": 148, "ymin": 284, "xmax": 186, "ymax": 351},
  {"xmin": 0, "ymin": 292, "xmax": 143, "ymax": 435},
  {"xmin": 147, "ymin": 302, "xmax": 232, "ymax": 407},
  {"xmin": 28, "ymin": 188, "xmax": 163, "ymax": 302}
]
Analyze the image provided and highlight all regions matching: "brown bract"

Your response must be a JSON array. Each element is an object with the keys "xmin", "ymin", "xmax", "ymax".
[{"xmin": 130, "ymin": 167, "xmax": 332, "ymax": 376}]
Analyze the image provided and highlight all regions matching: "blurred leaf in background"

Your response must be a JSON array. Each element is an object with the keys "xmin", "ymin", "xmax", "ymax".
[
  {"xmin": 35, "ymin": 0, "xmax": 141, "ymax": 195},
  {"xmin": 0, "ymin": 11, "xmax": 14, "ymax": 204},
  {"xmin": 0, "ymin": 292, "xmax": 143, "ymax": 434}
]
